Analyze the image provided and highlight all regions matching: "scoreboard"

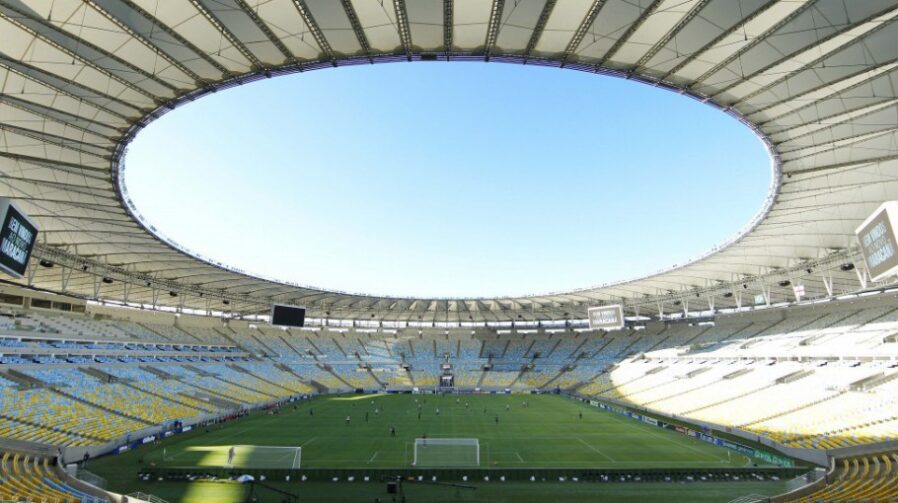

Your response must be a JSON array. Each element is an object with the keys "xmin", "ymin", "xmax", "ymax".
[
  {"xmin": 271, "ymin": 304, "xmax": 306, "ymax": 327},
  {"xmin": 0, "ymin": 198, "xmax": 38, "ymax": 279}
]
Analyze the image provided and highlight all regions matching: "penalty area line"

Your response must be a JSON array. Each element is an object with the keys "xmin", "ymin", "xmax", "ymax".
[
  {"xmin": 368, "ymin": 451, "xmax": 379, "ymax": 464},
  {"xmin": 577, "ymin": 437, "xmax": 616, "ymax": 462}
]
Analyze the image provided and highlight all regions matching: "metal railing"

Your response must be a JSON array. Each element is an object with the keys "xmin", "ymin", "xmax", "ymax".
[{"xmin": 76, "ymin": 468, "xmax": 107, "ymax": 489}]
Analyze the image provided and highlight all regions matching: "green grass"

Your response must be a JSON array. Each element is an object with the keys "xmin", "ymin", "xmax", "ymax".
[
  {"xmin": 141, "ymin": 394, "xmax": 759, "ymax": 469},
  {"xmin": 90, "ymin": 394, "xmax": 793, "ymax": 502}
]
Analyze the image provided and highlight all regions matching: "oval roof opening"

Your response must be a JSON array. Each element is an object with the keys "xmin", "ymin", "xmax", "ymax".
[{"xmin": 123, "ymin": 62, "xmax": 772, "ymax": 298}]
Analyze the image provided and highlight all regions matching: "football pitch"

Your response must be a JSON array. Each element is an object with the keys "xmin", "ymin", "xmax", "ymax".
[
  {"xmin": 144, "ymin": 393, "xmax": 756, "ymax": 469},
  {"xmin": 90, "ymin": 394, "xmax": 795, "ymax": 502}
]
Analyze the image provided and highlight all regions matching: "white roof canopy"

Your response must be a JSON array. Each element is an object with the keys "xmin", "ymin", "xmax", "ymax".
[{"xmin": 2, "ymin": 0, "xmax": 898, "ymax": 322}]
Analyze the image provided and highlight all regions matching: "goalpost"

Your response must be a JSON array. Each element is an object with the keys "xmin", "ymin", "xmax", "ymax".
[
  {"xmin": 162, "ymin": 445, "xmax": 301, "ymax": 469},
  {"xmin": 412, "ymin": 438, "xmax": 479, "ymax": 467}
]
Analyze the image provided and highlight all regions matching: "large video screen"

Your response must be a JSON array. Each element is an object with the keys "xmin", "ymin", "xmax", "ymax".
[
  {"xmin": 0, "ymin": 199, "xmax": 38, "ymax": 279},
  {"xmin": 271, "ymin": 304, "xmax": 306, "ymax": 327},
  {"xmin": 856, "ymin": 202, "xmax": 898, "ymax": 282},
  {"xmin": 587, "ymin": 305, "xmax": 624, "ymax": 331}
]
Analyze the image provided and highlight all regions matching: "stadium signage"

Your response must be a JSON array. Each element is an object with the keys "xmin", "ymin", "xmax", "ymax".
[
  {"xmin": 587, "ymin": 305, "xmax": 624, "ymax": 331},
  {"xmin": 856, "ymin": 202, "xmax": 898, "ymax": 282},
  {"xmin": 0, "ymin": 198, "xmax": 38, "ymax": 279}
]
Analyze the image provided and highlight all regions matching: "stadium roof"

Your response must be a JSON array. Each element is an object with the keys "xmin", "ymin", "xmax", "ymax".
[{"xmin": 2, "ymin": 0, "xmax": 898, "ymax": 323}]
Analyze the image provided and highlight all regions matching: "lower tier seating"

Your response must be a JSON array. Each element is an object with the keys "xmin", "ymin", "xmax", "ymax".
[
  {"xmin": 794, "ymin": 452, "xmax": 898, "ymax": 502},
  {"xmin": 0, "ymin": 450, "xmax": 106, "ymax": 503}
]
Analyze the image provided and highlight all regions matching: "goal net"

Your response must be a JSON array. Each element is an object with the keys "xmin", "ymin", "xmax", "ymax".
[
  {"xmin": 176, "ymin": 445, "xmax": 302, "ymax": 469},
  {"xmin": 413, "ymin": 438, "xmax": 479, "ymax": 467}
]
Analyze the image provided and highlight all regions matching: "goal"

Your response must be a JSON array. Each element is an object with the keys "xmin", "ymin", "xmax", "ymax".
[
  {"xmin": 219, "ymin": 445, "xmax": 301, "ymax": 469},
  {"xmin": 413, "ymin": 438, "xmax": 479, "ymax": 467}
]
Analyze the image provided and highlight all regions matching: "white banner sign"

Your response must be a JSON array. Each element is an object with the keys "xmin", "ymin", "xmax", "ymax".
[
  {"xmin": 857, "ymin": 202, "xmax": 898, "ymax": 282},
  {"xmin": 587, "ymin": 305, "xmax": 624, "ymax": 331}
]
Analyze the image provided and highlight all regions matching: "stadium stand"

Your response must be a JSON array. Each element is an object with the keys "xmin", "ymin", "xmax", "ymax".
[
  {"xmin": 793, "ymin": 451, "xmax": 898, "ymax": 502},
  {"xmin": 1, "ymin": 294, "xmax": 898, "ymax": 501},
  {"xmin": 0, "ymin": 450, "xmax": 106, "ymax": 503},
  {"xmin": 570, "ymin": 300, "xmax": 898, "ymax": 448}
]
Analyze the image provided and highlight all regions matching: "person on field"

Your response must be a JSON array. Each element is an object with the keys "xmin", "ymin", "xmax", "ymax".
[
  {"xmin": 227, "ymin": 446, "xmax": 235, "ymax": 466},
  {"xmin": 346, "ymin": 415, "xmax": 351, "ymax": 425}
]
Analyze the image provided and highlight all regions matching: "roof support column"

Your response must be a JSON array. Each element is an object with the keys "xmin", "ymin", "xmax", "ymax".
[
  {"xmin": 60, "ymin": 266, "xmax": 73, "ymax": 292},
  {"xmin": 759, "ymin": 282, "xmax": 771, "ymax": 307},
  {"xmin": 821, "ymin": 271, "xmax": 834, "ymax": 297},
  {"xmin": 855, "ymin": 265, "xmax": 869, "ymax": 290},
  {"xmin": 123, "ymin": 279, "xmax": 132, "ymax": 304},
  {"xmin": 26, "ymin": 263, "xmax": 37, "ymax": 287}
]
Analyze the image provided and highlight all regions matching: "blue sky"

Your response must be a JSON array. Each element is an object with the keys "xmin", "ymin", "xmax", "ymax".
[{"xmin": 124, "ymin": 62, "xmax": 771, "ymax": 298}]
